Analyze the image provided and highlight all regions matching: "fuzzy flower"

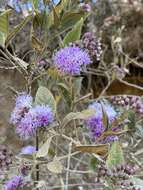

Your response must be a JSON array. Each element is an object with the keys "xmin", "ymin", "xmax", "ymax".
[
  {"xmin": 15, "ymin": 93, "xmax": 33, "ymax": 108},
  {"xmin": 110, "ymin": 95, "xmax": 143, "ymax": 116},
  {"xmin": 4, "ymin": 176, "xmax": 23, "ymax": 190},
  {"xmin": 81, "ymin": 32, "xmax": 102, "ymax": 62},
  {"xmin": 16, "ymin": 112, "xmax": 37, "ymax": 140},
  {"xmin": 53, "ymin": 45, "xmax": 91, "ymax": 74},
  {"xmin": 20, "ymin": 146, "xmax": 36, "ymax": 155},
  {"xmin": 102, "ymin": 135, "xmax": 118, "ymax": 144},
  {"xmin": 86, "ymin": 102, "xmax": 117, "ymax": 141},
  {"xmin": 10, "ymin": 93, "xmax": 33, "ymax": 125},
  {"xmin": 29, "ymin": 105, "xmax": 54, "ymax": 127},
  {"xmin": 88, "ymin": 102, "xmax": 117, "ymax": 120},
  {"xmin": 16, "ymin": 105, "xmax": 54, "ymax": 140},
  {"xmin": 80, "ymin": 3, "xmax": 91, "ymax": 12}
]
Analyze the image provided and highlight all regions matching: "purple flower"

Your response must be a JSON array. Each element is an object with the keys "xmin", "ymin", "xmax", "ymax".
[
  {"xmin": 15, "ymin": 93, "xmax": 33, "ymax": 108},
  {"xmin": 80, "ymin": 3, "xmax": 91, "ymax": 12},
  {"xmin": 16, "ymin": 105, "xmax": 54, "ymax": 140},
  {"xmin": 86, "ymin": 117, "xmax": 104, "ymax": 138},
  {"xmin": 10, "ymin": 93, "xmax": 33, "ymax": 125},
  {"xmin": 88, "ymin": 102, "xmax": 117, "ymax": 120},
  {"xmin": 81, "ymin": 32, "xmax": 102, "ymax": 62},
  {"xmin": 102, "ymin": 135, "xmax": 118, "ymax": 144},
  {"xmin": 0, "ymin": 145, "xmax": 13, "ymax": 170},
  {"xmin": 30, "ymin": 105, "xmax": 54, "ymax": 127},
  {"xmin": 20, "ymin": 146, "xmax": 36, "ymax": 155},
  {"xmin": 16, "ymin": 112, "xmax": 37, "ymax": 140},
  {"xmin": 4, "ymin": 176, "xmax": 23, "ymax": 190},
  {"xmin": 86, "ymin": 102, "xmax": 117, "ymax": 141},
  {"xmin": 53, "ymin": 45, "xmax": 91, "ymax": 74}
]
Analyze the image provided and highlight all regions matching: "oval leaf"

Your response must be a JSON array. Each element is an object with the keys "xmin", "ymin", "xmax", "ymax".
[
  {"xmin": 35, "ymin": 86, "xmax": 56, "ymax": 113},
  {"xmin": 106, "ymin": 141, "xmax": 124, "ymax": 169},
  {"xmin": 63, "ymin": 18, "xmax": 83, "ymax": 46},
  {"xmin": 61, "ymin": 11, "xmax": 85, "ymax": 30},
  {"xmin": 36, "ymin": 135, "xmax": 53, "ymax": 158},
  {"xmin": 62, "ymin": 109, "xmax": 94, "ymax": 128}
]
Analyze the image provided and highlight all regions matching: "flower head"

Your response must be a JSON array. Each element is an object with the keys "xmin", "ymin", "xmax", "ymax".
[
  {"xmin": 53, "ymin": 45, "xmax": 91, "ymax": 74},
  {"xmin": 88, "ymin": 102, "xmax": 116, "ymax": 120},
  {"xmin": 4, "ymin": 176, "xmax": 23, "ymax": 190},
  {"xmin": 20, "ymin": 146, "xmax": 36, "ymax": 155},
  {"xmin": 15, "ymin": 93, "xmax": 33, "ymax": 108},
  {"xmin": 16, "ymin": 105, "xmax": 54, "ymax": 140},
  {"xmin": 102, "ymin": 135, "xmax": 118, "ymax": 144},
  {"xmin": 81, "ymin": 32, "xmax": 102, "ymax": 62},
  {"xmin": 0, "ymin": 145, "xmax": 13, "ymax": 170},
  {"xmin": 30, "ymin": 105, "xmax": 54, "ymax": 127},
  {"xmin": 86, "ymin": 102, "xmax": 117, "ymax": 141},
  {"xmin": 80, "ymin": 3, "xmax": 91, "ymax": 12},
  {"xmin": 16, "ymin": 112, "xmax": 37, "ymax": 140},
  {"xmin": 10, "ymin": 93, "xmax": 33, "ymax": 125}
]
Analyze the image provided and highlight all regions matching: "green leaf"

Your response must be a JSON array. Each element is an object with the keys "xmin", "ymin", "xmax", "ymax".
[
  {"xmin": 62, "ymin": 109, "xmax": 94, "ymax": 128},
  {"xmin": 33, "ymin": 0, "xmax": 39, "ymax": 9},
  {"xmin": 136, "ymin": 125, "xmax": 143, "ymax": 138},
  {"xmin": 61, "ymin": 11, "xmax": 85, "ymax": 31},
  {"xmin": 46, "ymin": 0, "xmax": 68, "ymax": 28},
  {"xmin": 90, "ymin": 157, "xmax": 99, "ymax": 170},
  {"xmin": 128, "ymin": 110, "xmax": 136, "ymax": 129},
  {"xmin": 0, "ymin": 31, "xmax": 6, "ymax": 47},
  {"xmin": 0, "ymin": 9, "xmax": 11, "ymax": 46},
  {"xmin": 35, "ymin": 86, "xmax": 56, "ymax": 113},
  {"xmin": 53, "ymin": 7, "xmax": 60, "ymax": 27},
  {"xmin": 57, "ymin": 82, "xmax": 72, "ymax": 107},
  {"xmin": 63, "ymin": 18, "xmax": 83, "ymax": 45},
  {"xmin": 73, "ymin": 77, "xmax": 83, "ymax": 98},
  {"xmin": 31, "ymin": 35, "xmax": 43, "ymax": 52},
  {"xmin": 6, "ymin": 16, "xmax": 32, "ymax": 46},
  {"xmin": 54, "ymin": 0, "xmax": 68, "ymax": 14},
  {"xmin": 106, "ymin": 141, "xmax": 124, "ymax": 169},
  {"xmin": 0, "ymin": 9, "xmax": 11, "ymax": 35}
]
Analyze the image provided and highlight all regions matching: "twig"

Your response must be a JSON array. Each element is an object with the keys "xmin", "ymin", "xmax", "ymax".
[
  {"xmin": 64, "ymin": 169, "xmax": 94, "ymax": 174},
  {"xmin": 35, "ymin": 130, "xmax": 39, "ymax": 189},
  {"xmin": 65, "ymin": 142, "xmax": 72, "ymax": 190}
]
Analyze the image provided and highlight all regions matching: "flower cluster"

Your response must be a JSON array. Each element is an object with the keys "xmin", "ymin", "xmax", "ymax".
[
  {"xmin": 53, "ymin": 45, "xmax": 91, "ymax": 75},
  {"xmin": 0, "ymin": 145, "xmax": 13, "ymax": 171},
  {"xmin": 81, "ymin": 32, "xmax": 102, "ymax": 62},
  {"xmin": 86, "ymin": 102, "xmax": 118, "ymax": 142},
  {"xmin": 4, "ymin": 176, "xmax": 23, "ymax": 190},
  {"xmin": 110, "ymin": 95, "xmax": 143, "ymax": 116},
  {"xmin": 10, "ymin": 93, "xmax": 33, "ymax": 125},
  {"xmin": 10, "ymin": 93, "xmax": 54, "ymax": 140},
  {"xmin": 79, "ymin": 3, "xmax": 91, "ymax": 12},
  {"xmin": 96, "ymin": 164, "xmax": 139, "ymax": 190}
]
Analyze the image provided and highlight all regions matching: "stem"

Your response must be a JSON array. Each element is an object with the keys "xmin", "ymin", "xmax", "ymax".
[
  {"xmin": 65, "ymin": 142, "xmax": 72, "ymax": 190},
  {"xmin": 35, "ymin": 130, "xmax": 39, "ymax": 187}
]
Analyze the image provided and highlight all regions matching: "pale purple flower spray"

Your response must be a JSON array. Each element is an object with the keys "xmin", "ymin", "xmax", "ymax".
[
  {"xmin": 4, "ymin": 176, "xmax": 23, "ymax": 190},
  {"xmin": 10, "ymin": 93, "xmax": 33, "ymax": 125},
  {"xmin": 86, "ymin": 102, "xmax": 117, "ymax": 142},
  {"xmin": 53, "ymin": 45, "xmax": 91, "ymax": 74},
  {"xmin": 16, "ymin": 105, "xmax": 54, "ymax": 140}
]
